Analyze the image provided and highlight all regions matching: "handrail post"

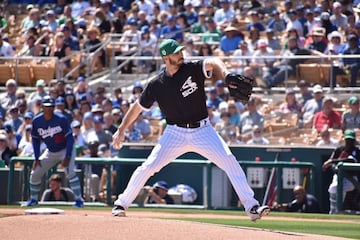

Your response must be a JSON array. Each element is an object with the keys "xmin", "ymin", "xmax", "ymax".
[
  {"xmin": 7, "ymin": 158, "xmax": 15, "ymax": 204},
  {"xmin": 336, "ymin": 162, "xmax": 344, "ymax": 211},
  {"xmin": 106, "ymin": 164, "xmax": 112, "ymax": 205}
]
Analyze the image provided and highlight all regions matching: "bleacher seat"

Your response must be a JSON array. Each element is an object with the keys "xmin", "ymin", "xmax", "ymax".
[
  {"xmin": 14, "ymin": 64, "xmax": 34, "ymax": 86},
  {"xmin": 32, "ymin": 63, "xmax": 56, "ymax": 83},
  {"xmin": 0, "ymin": 64, "xmax": 14, "ymax": 85}
]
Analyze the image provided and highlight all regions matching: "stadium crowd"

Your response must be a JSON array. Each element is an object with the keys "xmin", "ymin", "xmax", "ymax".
[{"xmin": 0, "ymin": 0, "xmax": 360, "ymax": 205}]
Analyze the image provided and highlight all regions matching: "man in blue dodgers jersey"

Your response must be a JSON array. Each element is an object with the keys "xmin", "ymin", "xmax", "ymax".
[
  {"xmin": 22, "ymin": 96, "xmax": 84, "ymax": 207},
  {"xmin": 112, "ymin": 39, "xmax": 270, "ymax": 221}
]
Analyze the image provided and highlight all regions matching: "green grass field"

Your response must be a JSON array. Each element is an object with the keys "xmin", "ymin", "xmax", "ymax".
[{"xmin": 1, "ymin": 206, "xmax": 359, "ymax": 239}]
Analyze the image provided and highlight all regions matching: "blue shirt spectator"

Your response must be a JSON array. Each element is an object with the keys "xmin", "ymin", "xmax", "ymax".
[{"xmin": 160, "ymin": 16, "xmax": 183, "ymax": 42}]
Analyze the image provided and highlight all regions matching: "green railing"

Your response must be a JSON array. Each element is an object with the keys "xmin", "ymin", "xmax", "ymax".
[
  {"xmin": 7, "ymin": 157, "xmax": 315, "ymax": 208},
  {"xmin": 336, "ymin": 162, "xmax": 360, "ymax": 211}
]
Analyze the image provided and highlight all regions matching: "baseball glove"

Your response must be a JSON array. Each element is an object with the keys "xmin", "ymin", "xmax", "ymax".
[{"xmin": 225, "ymin": 73, "xmax": 254, "ymax": 104}]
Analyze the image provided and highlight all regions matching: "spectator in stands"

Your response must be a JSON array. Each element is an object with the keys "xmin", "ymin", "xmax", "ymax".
[
  {"xmin": 279, "ymin": 88, "xmax": 302, "ymax": 114},
  {"xmin": 201, "ymin": 17, "xmax": 222, "ymax": 43},
  {"xmin": 124, "ymin": 121, "xmax": 142, "ymax": 142},
  {"xmin": 303, "ymin": 9, "xmax": 320, "ymax": 37},
  {"xmin": 239, "ymin": 97, "xmax": 264, "ymax": 141},
  {"xmin": 297, "ymin": 80, "xmax": 313, "ymax": 107},
  {"xmin": 263, "ymin": 36, "xmax": 323, "ymax": 88},
  {"xmin": 313, "ymin": 97, "xmax": 341, "ymax": 133},
  {"xmin": 246, "ymin": 125, "xmax": 269, "ymax": 145},
  {"xmin": 176, "ymin": 13, "xmax": 190, "ymax": 31},
  {"xmin": 81, "ymin": 111, "xmax": 98, "ymax": 145},
  {"xmin": 198, "ymin": 42, "xmax": 213, "ymax": 57},
  {"xmin": 215, "ymin": 80, "xmax": 230, "ymax": 102},
  {"xmin": 0, "ymin": 79, "xmax": 17, "ymax": 110},
  {"xmin": 0, "ymin": 6, "xmax": 9, "ymax": 34},
  {"xmin": 3, "ymin": 123, "xmax": 20, "ymax": 154},
  {"xmin": 342, "ymin": 96, "xmax": 360, "ymax": 131},
  {"xmin": 160, "ymin": 15, "xmax": 184, "ymax": 42},
  {"xmin": 50, "ymin": 31, "xmax": 71, "ymax": 79},
  {"xmin": 267, "ymin": 10, "xmax": 286, "ymax": 34},
  {"xmin": 28, "ymin": 80, "xmax": 47, "ymax": 107},
  {"xmin": 61, "ymin": 25, "xmax": 80, "ymax": 51},
  {"xmin": 17, "ymin": 35, "xmax": 37, "ymax": 56},
  {"xmin": 246, "ymin": 10, "xmax": 265, "ymax": 32},
  {"xmin": 227, "ymin": 100, "xmax": 241, "ymax": 126},
  {"xmin": 316, "ymin": 128, "xmax": 339, "ymax": 147},
  {"xmin": 331, "ymin": 34, "xmax": 360, "ymax": 87},
  {"xmin": 229, "ymin": 40, "xmax": 253, "ymax": 75},
  {"xmin": 138, "ymin": 25, "xmax": 157, "ymax": 74},
  {"xmin": 206, "ymin": 87, "xmax": 223, "ymax": 110},
  {"xmin": 17, "ymin": 111, "xmax": 33, "ymax": 135},
  {"xmin": 18, "ymin": 123, "xmax": 44, "ymax": 157},
  {"xmin": 227, "ymin": 130, "xmax": 243, "ymax": 145},
  {"xmin": 15, "ymin": 99, "xmax": 27, "ymax": 119},
  {"xmin": 0, "ymin": 33, "xmax": 14, "ymax": 57},
  {"xmin": 74, "ymin": 76, "xmax": 93, "ymax": 105},
  {"xmin": 5, "ymin": 105, "xmax": 23, "ymax": 133},
  {"xmin": 21, "ymin": 8, "xmax": 40, "ymax": 35},
  {"xmin": 251, "ymin": 39, "xmax": 276, "ymax": 79},
  {"xmin": 330, "ymin": 1, "xmax": 348, "ymax": 31},
  {"xmin": 134, "ymin": 113, "xmax": 152, "ymax": 140},
  {"xmin": 325, "ymin": 31, "xmax": 344, "ymax": 55},
  {"xmin": 319, "ymin": 12, "xmax": 337, "ymax": 38},
  {"xmin": 215, "ymin": 111, "xmax": 237, "ymax": 143},
  {"xmin": 83, "ymin": 27, "xmax": 106, "ymax": 75},
  {"xmin": 282, "ymin": 27, "xmax": 306, "ymax": 50},
  {"xmin": 143, "ymin": 180, "xmax": 174, "ymax": 204},
  {"xmin": 246, "ymin": 27, "xmax": 260, "ymax": 52},
  {"xmin": 41, "ymin": 174, "xmax": 76, "ymax": 202},
  {"xmin": 103, "ymin": 111, "xmax": 117, "ymax": 134},
  {"xmin": 285, "ymin": 9, "xmax": 304, "ymax": 37},
  {"xmin": 34, "ymin": 26, "xmax": 53, "ymax": 56},
  {"xmin": 128, "ymin": 81, "xmax": 143, "ymax": 104},
  {"xmin": 149, "ymin": 18, "xmax": 161, "ymax": 39},
  {"xmin": 111, "ymin": 108, "xmax": 122, "ymax": 127},
  {"xmin": 207, "ymin": 103, "xmax": 220, "ymax": 127},
  {"xmin": 57, "ymin": 5, "xmax": 74, "ymax": 26},
  {"xmin": 93, "ymin": 115, "xmax": 112, "ymax": 146},
  {"xmin": 55, "ymin": 96, "xmax": 73, "ymax": 123},
  {"xmin": 265, "ymin": 28, "xmax": 281, "ymax": 50},
  {"xmin": 71, "ymin": 0, "xmax": 90, "ymax": 18},
  {"xmin": 111, "ymin": 7, "xmax": 126, "ymax": 33},
  {"xmin": 71, "ymin": 119, "xmax": 86, "ymax": 154},
  {"xmin": 213, "ymin": 0, "xmax": 235, "ymax": 26},
  {"xmin": 220, "ymin": 25, "xmax": 243, "ymax": 55},
  {"xmin": 99, "ymin": 0, "xmax": 115, "ymax": 20},
  {"xmin": 322, "ymin": 129, "xmax": 360, "ymax": 214},
  {"xmin": 190, "ymin": 10, "xmax": 207, "ymax": 34},
  {"xmin": 65, "ymin": 91, "xmax": 78, "ymax": 111},
  {"xmin": 92, "ymin": 8, "xmax": 111, "ymax": 35},
  {"xmin": 272, "ymin": 185, "xmax": 321, "ymax": 213},
  {"xmin": 183, "ymin": 37, "xmax": 198, "ymax": 57},
  {"xmin": 0, "ymin": 132, "xmax": 17, "ymax": 167},
  {"xmin": 44, "ymin": 10, "xmax": 58, "ymax": 34},
  {"xmin": 305, "ymin": 27, "xmax": 328, "ymax": 53}
]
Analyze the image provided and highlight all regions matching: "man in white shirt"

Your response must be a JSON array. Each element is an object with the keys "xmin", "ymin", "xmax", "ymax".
[{"xmin": 0, "ymin": 35, "xmax": 14, "ymax": 57}]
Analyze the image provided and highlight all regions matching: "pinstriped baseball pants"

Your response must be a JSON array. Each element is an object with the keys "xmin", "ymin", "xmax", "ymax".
[{"xmin": 114, "ymin": 123, "xmax": 259, "ymax": 212}]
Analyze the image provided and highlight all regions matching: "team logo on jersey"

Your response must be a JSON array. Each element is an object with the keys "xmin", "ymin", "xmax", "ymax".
[
  {"xmin": 37, "ymin": 126, "xmax": 62, "ymax": 138},
  {"xmin": 180, "ymin": 76, "xmax": 198, "ymax": 97}
]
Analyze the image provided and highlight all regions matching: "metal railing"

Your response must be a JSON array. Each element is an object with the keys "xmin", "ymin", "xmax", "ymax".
[{"xmin": 336, "ymin": 162, "xmax": 360, "ymax": 211}]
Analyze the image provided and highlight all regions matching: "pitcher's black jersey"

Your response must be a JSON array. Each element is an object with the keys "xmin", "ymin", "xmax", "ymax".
[{"xmin": 139, "ymin": 60, "xmax": 209, "ymax": 124}]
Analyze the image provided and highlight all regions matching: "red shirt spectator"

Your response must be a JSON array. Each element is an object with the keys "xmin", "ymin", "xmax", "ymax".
[{"xmin": 313, "ymin": 97, "xmax": 341, "ymax": 132}]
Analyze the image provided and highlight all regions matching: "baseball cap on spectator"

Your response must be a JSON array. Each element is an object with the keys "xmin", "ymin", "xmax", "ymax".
[
  {"xmin": 344, "ymin": 129, "xmax": 356, "ymax": 140},
  {"xmin": 305, "ymin": 9, "xmax": 313, "ymax": 15},
  {"xmin": 71, "ymin": 120, "xmax": 81, "ymax": 128},
  {"xmin": 0, "ymin": 133, "xmax": 7, "ymax": 141},
  {"xmin": 347, "ymin": 33, "xmax": 358, "ymax": 41},
  {"xmin": 270, "ymin": 10, "xmax": 279, "ymax": 16},
  {"xmin": 24, "ymin": 111, "xmax": 34, "ymax": 119},
  {"xmin": 284, "ymin": 0, "xmax": 292, "ymax": 5},
  {"xmin": 55, "ymin": 96, "xmax": 65, "ymax": 106},
  {"xmin": 26, "ymin": 4, "xmax": 34, "ymax": 11},
  {"xmin": 313, "ymin": 7, "xmax": 322, "ymax": 13},
  {"xmin": 153, "ymin": 181, "xmax": 169, "ymax": 191},
  {"xmin": 167, "ymin": 15, "xmax": 176, "ymax": 22},
  {"xmin": 333, "ymin": 1, "xmax": 341, "ymax": 9},
  {"xmin": 25, "ymin": 124, "xmax": 32, "ymax": 131},
  {"xmin": 297, "ymin": 79, "xmax": 310, "ymax": 87},
  {"xmin": 128, "ymin": 18, "xmax": 137, "ymax": 25},
  {"xmin": 141, "ymin": 25, "xmax": 149, "ymax": 35},
  {"xmin": 60, "ymin": 25, "xmax": 70, "ymax": 32},
  {"xmin": 257, "ymin": 39, "xmax": 268, "ymax": 48},
  {"xmin": 46, "ymin": 10, "xmax": 55, "ymax": 16},
  {"xmin": 42, "ymin": 96, "xmax": 55, "ymax": 107},
  {"xmin": 327, "ymin": 31, "xmax": 342, "ymax": 41},
  {"xmin": 348, "ymin": 96, "xmax": 359, "ymax": 105},
  {"xmin": 285, "ymin": 88, "xmax": 295, "ymax": 95},
  {"xmin": 320, "ymin": 12, "xmax": 330, "ymax": 20},
  {"xmin": 355, "ymin": 22, "xmax": 360, "ymax": 29},
  {"xmin": 91, "ymin": 104, "xmax": 104, "ymax": 113},
  {"xmin": 93, "ymin": 115, "xmax": 104, "ymax": 123},
  {"xmin": 296, "ymin": 5, "xmax": 305, "ymax": 11},
  {"xmin": 36, "ymin": 79, "xmax": 46, "ymax": 87},
  {"xmin": 111, "ymin": 108, "xmax": 121, "ymax": 115},
  {"xmin": 3, "ymin": 124, "xmax": 13, "ymax": 133},
  {"xmin": 6, "ymin": 79, "xmax": 17, "ymax": 87},
  {"xmin": 9, "ymin": 105, "xmax": 18, "ymax": 113},
  {"xmin": 209, "ymin": 86, "xmax": 217, "ymax": 93},
  {"xmin": 75, "ymin": 19, "xmax": 87, "ymax": 27},
  {"xmin": 83, "ymin": 111, "xmax": 93, "ymax": 120},
  {"xmin": 159, "ymin": 39, "xmax": 185, "ymax": 57},
  {"xmin": 323, "ymin": 96, "xmax": 334, "ymax": 104},
  {"xmin": 216, "ymin": 80, "xmax": 226, "ymax": 87},
  {"xmin": 77, "ymin": 76, "xmax": 85, "ymax": 82},
  {"xmin": 312, "ymin": 84, "xmax": 323, "ymax": 93},
  {"xmin": 265, "ymin": 28, "xmax": 274, "ymax": 33},
  {"xmin": 353, "ymin": 3, "xmax": 360, "ymax": 13},
  {"xmin": 287, "ymin": 9, "xmax": 297, "ymax": 16}
]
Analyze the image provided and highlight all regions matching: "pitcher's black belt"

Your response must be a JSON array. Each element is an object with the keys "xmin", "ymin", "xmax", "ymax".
[{"xmin": 170, "ymin": 118, "xmax": 209, "ymax": 129}]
